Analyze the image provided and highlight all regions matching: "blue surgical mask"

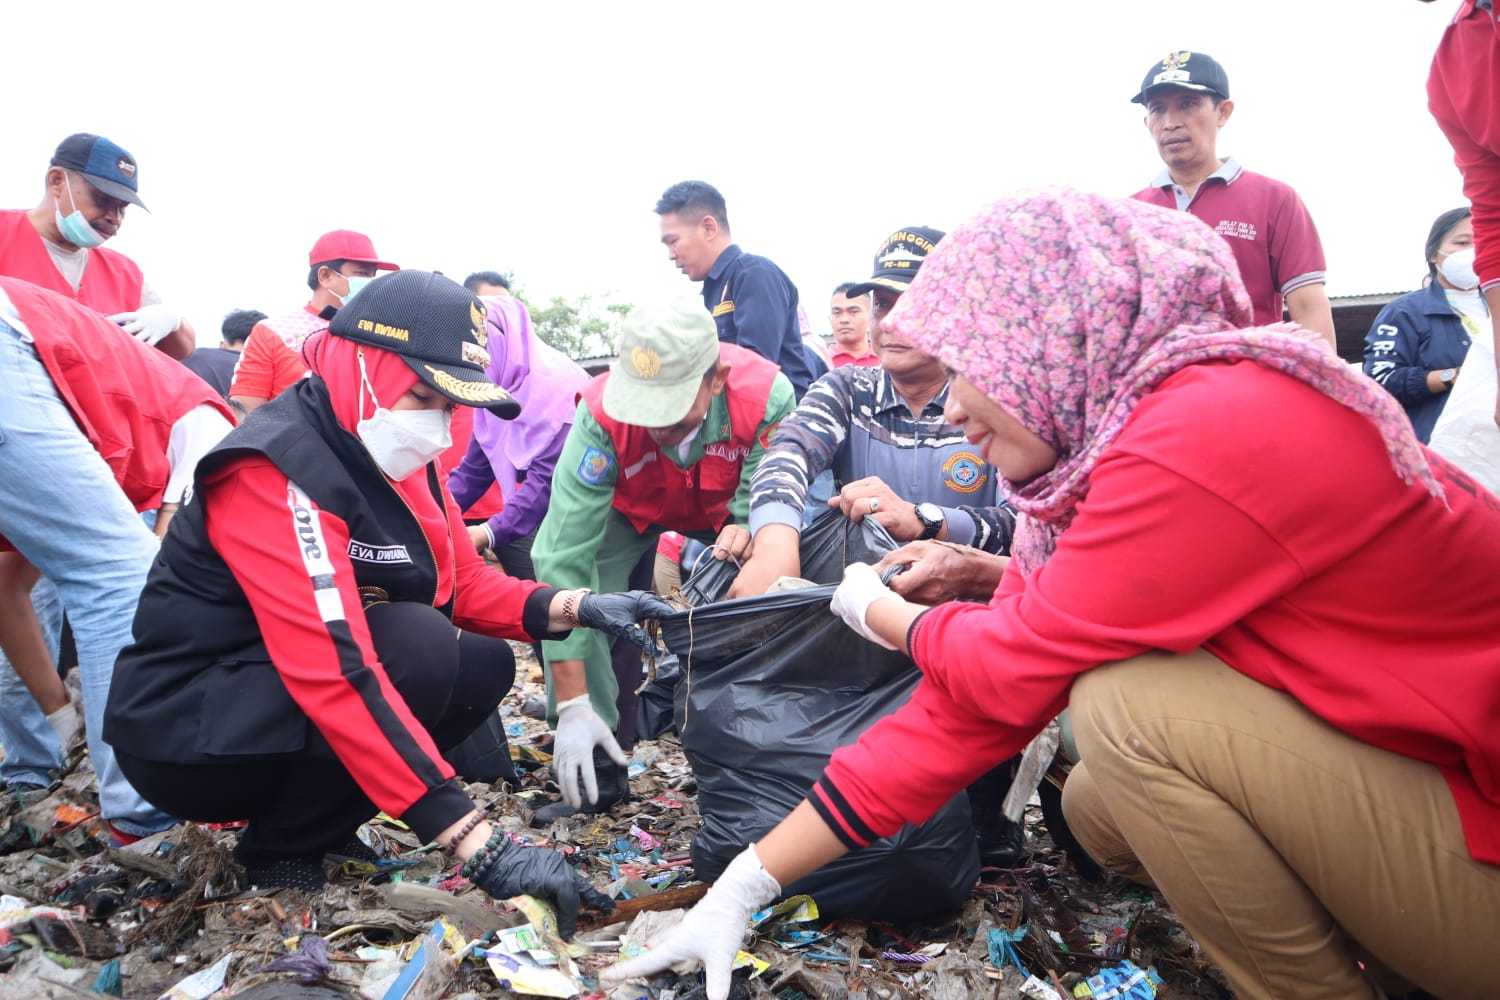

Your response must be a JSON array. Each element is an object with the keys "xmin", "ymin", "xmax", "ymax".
[
  {"xmin": 52, "ymin": 171, "xmax": 108, "ymax": 250},
  {"xmin": 343, "ymin": 275, "xmax": 375, "ymax": 302}
]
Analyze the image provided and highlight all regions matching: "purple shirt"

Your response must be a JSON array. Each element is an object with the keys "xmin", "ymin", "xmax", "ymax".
[{"xmin": 447, "ymin": 297, "xmax": 589, "ymax": 546}]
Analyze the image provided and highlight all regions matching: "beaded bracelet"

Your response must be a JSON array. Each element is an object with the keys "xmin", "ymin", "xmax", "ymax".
[
  {"xmin": 459, "ymin": 829, "xmax": 507, "ymax": 880},
  {"xmin": 442, "ymin": 810, "xmax": 485, "ymax": 855}
]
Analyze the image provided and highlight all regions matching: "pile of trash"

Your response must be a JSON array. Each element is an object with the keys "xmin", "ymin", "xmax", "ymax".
[{"xmin": 0, "ymin": 648, "xmax": 1231, "ymax": 999}]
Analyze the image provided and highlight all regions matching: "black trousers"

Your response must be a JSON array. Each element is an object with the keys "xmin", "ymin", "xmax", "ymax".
[{"xmin": 117, "ymin": 602, "xmax": 515, "ymax": 862}]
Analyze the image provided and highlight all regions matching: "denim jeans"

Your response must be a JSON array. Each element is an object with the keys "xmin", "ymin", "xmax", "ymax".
[{"xmin": 0, "ymin": 318, "xmax": 175, "ymax": 835}]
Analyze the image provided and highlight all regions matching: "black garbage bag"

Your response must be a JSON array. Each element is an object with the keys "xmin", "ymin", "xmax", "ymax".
[
  {"xmin": 662, "ymin": 515, "xmax": 979, "ymax": 923},
  {"xmin": 635, "ymin": 650, "xmax": 682, "ymax": 742}
]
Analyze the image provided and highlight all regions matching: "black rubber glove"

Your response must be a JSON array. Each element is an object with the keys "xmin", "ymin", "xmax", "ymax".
[
  {"xmin": 470, "ymin": 840, "xmax": 615, "ymax": 939},
  {"xmin": 576, "ymin": 590, "xmax": 675, "ymax": 655}
]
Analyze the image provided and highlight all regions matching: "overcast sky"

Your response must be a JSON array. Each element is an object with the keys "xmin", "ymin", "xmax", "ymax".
[{"xmin": 4, "ymin": 1, "xmax": 1467, "ymax": 347}]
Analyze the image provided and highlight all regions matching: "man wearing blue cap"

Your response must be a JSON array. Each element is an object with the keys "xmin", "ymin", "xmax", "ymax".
[
  {"xmin": 1129, "ymin": 52, "xmax": 1336, "ymax": 349},
  {"xmin": 0, "ymin": 133, "xmax": 195, "ymax": 360}
]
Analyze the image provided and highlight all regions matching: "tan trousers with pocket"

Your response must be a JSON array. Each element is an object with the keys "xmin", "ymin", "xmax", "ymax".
[{"xmin": 1061, "ymin": 650, "xmax": 1500, "ymax": 1000}]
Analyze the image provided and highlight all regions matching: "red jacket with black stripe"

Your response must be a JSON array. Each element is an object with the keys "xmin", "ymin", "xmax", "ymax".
[{"xmin": 106, "ymin": 378, "xmax": 560, "ymax": 843}]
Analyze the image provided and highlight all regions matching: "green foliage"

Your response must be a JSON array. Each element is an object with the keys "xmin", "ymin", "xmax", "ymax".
[{"xmin": 522, "ymin": 293, "xmax": 632, "ymax": 361}]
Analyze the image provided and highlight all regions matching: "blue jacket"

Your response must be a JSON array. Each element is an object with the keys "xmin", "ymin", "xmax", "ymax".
[{"xmin": 1362, "ymin": 281, "xmax": 1472, "ymax": 442}]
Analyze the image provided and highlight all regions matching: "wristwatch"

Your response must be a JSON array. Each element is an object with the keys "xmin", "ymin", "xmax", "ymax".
[
  {"xmin": 914, "ymin": 502, "xmax": 945, "ymax": 540},
  {"xmin": 1439, "ymin": 368, "xmax": 1458, "ymax": 389}
]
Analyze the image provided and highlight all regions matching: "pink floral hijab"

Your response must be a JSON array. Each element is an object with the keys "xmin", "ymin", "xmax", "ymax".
[{"xmin": 886, "ymin": 188, "xmax": 1443, "ymax": 572}]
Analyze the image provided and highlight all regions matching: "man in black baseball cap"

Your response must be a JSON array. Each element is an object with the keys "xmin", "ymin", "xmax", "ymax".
[
  {"xmin": 0, "ymin": 133, "xmax": 195, "ymax": 359},
  {"xmin": 1128, "ymin": 51, "xmax": 1336, "ymax": 348}
]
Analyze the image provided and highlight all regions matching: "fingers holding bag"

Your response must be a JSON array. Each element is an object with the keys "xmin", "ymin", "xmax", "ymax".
[{"xmin": 575, "ymin": 590, "xmax": 674, "ymax": 654}]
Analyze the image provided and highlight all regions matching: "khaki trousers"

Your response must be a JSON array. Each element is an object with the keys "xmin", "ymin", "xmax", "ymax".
[{"xmin": 1061, "ymin": 650, "xmax": 1500, "ymax": 1000}]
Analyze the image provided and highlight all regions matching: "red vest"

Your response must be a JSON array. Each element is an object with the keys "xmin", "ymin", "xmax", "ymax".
[
  {"xmin": 1, "ymin": 277, "xmax": 230, "ymax": 511},
  {"xmin": 583, "ymin": 343, "xmax": 781, "ymax": 534},
  {"xmin": 0, "ymin": 209, "xmax": 145, "ymax": 316}
]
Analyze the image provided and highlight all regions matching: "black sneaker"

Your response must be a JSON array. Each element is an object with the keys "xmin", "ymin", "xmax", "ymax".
[
  {"xmin": 240, "ymin": 855, "xmax": 328, "ymax": 892},
  {"xmin": 325, "ymin": 836, "xmax": 380, "ymax": 864}
]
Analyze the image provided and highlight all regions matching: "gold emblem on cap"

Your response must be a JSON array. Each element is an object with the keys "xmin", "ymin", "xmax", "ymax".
[
  {"xmin": 470, "ymin": 302, "xmax": 487, "ymax": 345},
  {"xmin": 462, "ymin": 342, "xmax": 491, "ymax": 368},
  {"xmin": 1161, "ymin": 50, "xmax": 1192, "ymax": 70},
  {"xmin": 424, "ymin": 365, "xmax": 512, "ymax": 404},
  {"xmin": 630, "ymin": 346, "xmax": 662, "ymax": 379}
]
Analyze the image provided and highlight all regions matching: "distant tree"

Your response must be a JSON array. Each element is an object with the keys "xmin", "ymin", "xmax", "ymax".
[{"xmin": 523, "ymin": 293, "xmax": 632, "ymax": 360}]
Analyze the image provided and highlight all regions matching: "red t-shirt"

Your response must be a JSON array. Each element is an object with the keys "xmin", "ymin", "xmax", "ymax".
[
  {"xmin": 228, "ymin": 307, "xmax": 326, "ymax": 401},
  {"xmin": 1133, "ymin": 166, "xmax": 1326, "ymax": 326},
  {"xmin": 831, "ymin": 349, "xmax": 880, "ymax": 368},
  {"xmin": 817, "ymin": 361, "xmax": 1500, "ymax": 864},
  {"xmin": 1428, "ymin": 1, "xmax": 1500, "ymax": 287}
]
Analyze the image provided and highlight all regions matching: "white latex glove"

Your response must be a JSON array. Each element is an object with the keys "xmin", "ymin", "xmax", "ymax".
[
  {"xmin": 601, "ymin": 843, "xmax": 781, "ymax": 1000},
  {"xmin": 552, "ymin": 694, "xmax": 628, "ymax": 809},
  {"xmin": 109, "ymin": 304, "xmax": 180, "ymax": 346},
  {"xmin": 46, "ymin": 701, "xmax": 80, "ymax": 748},
  {"xmin": 830, "ymin": 562, "xmax": 899, "ymax": 650}
]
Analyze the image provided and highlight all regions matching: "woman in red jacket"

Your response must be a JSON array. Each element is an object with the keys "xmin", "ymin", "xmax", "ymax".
[
  {"xmin": 106, "ymin": 271, "xmax": 668, "ymax": 935},
  {"xmin": 605, "ymin": 191, "xmax": 1500, "ymax": 999}
]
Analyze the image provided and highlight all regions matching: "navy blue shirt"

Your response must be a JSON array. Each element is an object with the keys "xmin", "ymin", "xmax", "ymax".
[
  {"xmin": 702, "ymin": 244, "xmax": 814, "ymax": 399},
  {"xmin": 1363, "ymin": 281, "xmax": 1473, "ymax": 442},
  {"xmin": 179, "ymin": 347, "xmax": 239, "ymax": 401}
]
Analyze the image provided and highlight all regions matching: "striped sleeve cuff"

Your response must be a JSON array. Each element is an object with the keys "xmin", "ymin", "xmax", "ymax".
[
  {"xmin": 809, "ymin": 777, "xmax": 881, "ymax": 850},
  {"xmin": 1279, "ymin": 271, "xmax": 1326, "ymax": 297}
]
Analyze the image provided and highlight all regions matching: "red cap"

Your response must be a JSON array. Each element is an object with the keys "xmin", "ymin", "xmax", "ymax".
[{"xmin": 307, "ymin": 230, "xmax": 399, "ymax": 271}]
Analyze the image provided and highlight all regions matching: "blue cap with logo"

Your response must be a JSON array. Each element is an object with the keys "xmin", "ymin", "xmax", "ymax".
[{"xmin": 50, "ymin": 133, "xmax": 147, "ymax": 210}]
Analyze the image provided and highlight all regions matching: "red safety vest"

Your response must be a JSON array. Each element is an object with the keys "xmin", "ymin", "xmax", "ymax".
[
  {"xmin": 0, "ymin": 209, "xmax": 145, "ymax": 316},
  {"xmin": 582, "ymin": 343, "xmax": 780, "ymax": 534},
  {"xmin": 1, "ymin": 277, "xmax": 230, "ymax": 511}
]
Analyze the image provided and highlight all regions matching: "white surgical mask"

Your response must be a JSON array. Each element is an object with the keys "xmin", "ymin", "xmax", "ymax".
[
  {"xmin": 1439, "ymin": 247, "xmax": 1480, "ymax": 291},
  {"xmin": 354, "ymin": 352, "xmax": 453, "ymax": 480}
]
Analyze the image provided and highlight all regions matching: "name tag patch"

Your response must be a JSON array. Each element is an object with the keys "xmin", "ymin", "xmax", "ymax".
[{"xmin": 348, "ymin": 540, "xmax": 413, "ymax": 564}]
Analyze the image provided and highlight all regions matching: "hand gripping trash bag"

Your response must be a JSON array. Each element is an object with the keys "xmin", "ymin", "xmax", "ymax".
[{"xmin": 661, "ymin": 515, "xmax": 979, "ymax": 923}]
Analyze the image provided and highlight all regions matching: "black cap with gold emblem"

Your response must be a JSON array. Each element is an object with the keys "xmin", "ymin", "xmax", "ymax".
[{"xmin": 329, "ymin": 269, "xmax": 520, "ymax": 419}]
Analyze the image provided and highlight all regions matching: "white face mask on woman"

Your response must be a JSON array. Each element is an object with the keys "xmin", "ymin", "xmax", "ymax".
[
  {"xmin": 354, "ymin": 351, "xmax": 453, "ymax": 481},
  {"xmin": 1439, "ymin": 247, "xmax": 1481, "ymax": 291}
]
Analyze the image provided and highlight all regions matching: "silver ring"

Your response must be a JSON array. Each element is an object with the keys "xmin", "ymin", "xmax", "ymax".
[{"xmin": 868, "ymin": 498, "xmax": 880, "ymax": 512}]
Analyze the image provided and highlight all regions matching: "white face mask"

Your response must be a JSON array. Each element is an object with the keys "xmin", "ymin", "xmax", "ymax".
[
  {"xmin": 1439, "ymin": 247, "xmax": 1480, "ymax": 291},
  {"xmin": 353, "ymin": 352, "xmax": 453, "ymax": 481}
]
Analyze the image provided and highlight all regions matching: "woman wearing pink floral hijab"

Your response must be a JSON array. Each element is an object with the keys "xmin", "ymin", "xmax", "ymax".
[{"xmin": 605, "ymin": 190, "xmax": 1500, "ymax": 1000}]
